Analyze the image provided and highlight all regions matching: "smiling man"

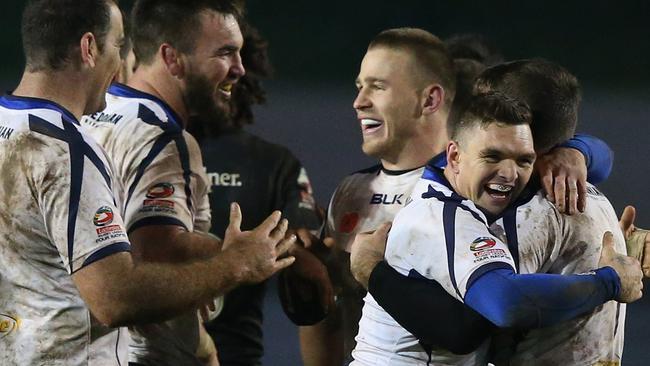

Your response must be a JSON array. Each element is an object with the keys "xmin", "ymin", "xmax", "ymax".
[
  {"xmin": 81, "ymin": 1, "xmax": 297, "ymax": 365},
  {"xmin": 350, "ymin": 92, "xmax": 643, "ymax": 366}
]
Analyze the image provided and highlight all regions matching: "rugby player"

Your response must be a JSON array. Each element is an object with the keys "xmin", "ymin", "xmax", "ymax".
[
  {"xmin": 350, "ymin": 91, "xmax": 642, "ymax": 365},
  {"xmin": 301, "ymin": 28, "xmax": 614, "ymax": 365},
  {"xmin": 351, "ymin": 60, "xmax": 641, "ymax": 365},
  {"xmin": 81, "ymin": 0, "xmax": 297, "ymax": 365},
  {"xmin": 0, "ymin": 1, "xmax": 294, "ymax": 365},
  {"xmin": 186, "ymin": 21, "xmax": 327, "ymax": 366}
]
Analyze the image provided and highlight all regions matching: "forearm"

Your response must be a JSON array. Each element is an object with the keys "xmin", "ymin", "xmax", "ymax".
[
  {"xmin": 464, "ymin": 267, "xmax": 619, "ymax": 329},
  {"xmin": 79, "ymin": 251, "xmax": 244, "ymax": 327},
  {"xmin": 368, "ymin": 261, "xmax": 493, "ymax": 354},
  {"xmin": 559, "ymin": 133, "xmax": 613, "ymax": 183},
  {"xmin": 130, "ymin": 225, "xmax": 222, "ymax": 263}
]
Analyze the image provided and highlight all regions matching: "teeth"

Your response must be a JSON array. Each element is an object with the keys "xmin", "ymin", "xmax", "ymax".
[
  {"xmin": 361, "ymin": 119, "xmax": 382, "ymax": 127},
  {"xmin": 487, "ymin": 184, "xmax": 512, "ymax": 192},
  {"xmin": 220, "ymin": 84, "xmax": 233, "ymax": 92}
]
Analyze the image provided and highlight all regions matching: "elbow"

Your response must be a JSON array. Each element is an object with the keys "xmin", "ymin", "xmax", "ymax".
[
  {"xmin": 90, "ymin": 300, "xmax": 135, "ymax": 328},
  {"xmin": 483, "ymin": 303, "xmax": 533, "ymax": 328}
]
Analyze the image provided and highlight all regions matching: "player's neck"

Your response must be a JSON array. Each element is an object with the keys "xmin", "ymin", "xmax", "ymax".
[
  {"xmin": 128, "ymin": 66, "xmax": 190, "ymax": 127},
  {"xmin": 13, "ymin": 70, "xmax": 87, "ymax": 120},
  {"xmin": 380, "ymin": 124, "xmax": 449, "ymax": 171}
]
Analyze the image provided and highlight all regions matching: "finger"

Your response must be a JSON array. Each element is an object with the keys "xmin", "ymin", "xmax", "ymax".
[
  {"xmin": 554, "ymin": 175, "xmax": 567, "ymax": 213},
  {"xmin": 296, "ymin": 228, "xmax": 313, "ymax": 248},
  {"xmin": 323, "ymin": 237, "xmax": 336, "ymax": 249},
  {"xmin": 566, "ymin": 178, "xmax": 578, "ymax": 215},
  {"xmin": 577, "ymin": 179, "xmax": 587, "ymax": 213},
  {"xmin": 318, "ymin": 277, "xmax": 334, "ymax": 312},
  {"xmin": 619, "ymin": 205, "xmax": 636, "ymax": 236},
  {"xmin": 274, "ymin": 256, "xmax": 296, "ymax": 271},
  {"xmin": 541, "ymin": 171, "xmax": 555, "ymax": 203},
  {"xmin": 226, "ymin": 202, "xmax": 242, "ymax": 235},
  {"xmin": 270, "ymin": 218, "xmax": 289, "ymax": 241},
  {"xmin": 276, "ymin": 234, "xmax": 297, "ymax": 256},
  {"xmin": 256, "ymin": 210, "xmax": 282, "ymax": 235}
]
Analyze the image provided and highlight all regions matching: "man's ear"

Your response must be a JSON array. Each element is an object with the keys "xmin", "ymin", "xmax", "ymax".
[
  {"xmin": 80, "ymin": 32, "xmax": 97, "ymax": 68},
  {"xmin": 422, "ymin": 84, "xmax": 444, "ymax": 115},
  {"xmin": 161, "ymin": 43, "xmax": 184, "ymax": 78},
  {"xmin": 446, "ymin": 140, "xmax": 461, "ymax": 174}
]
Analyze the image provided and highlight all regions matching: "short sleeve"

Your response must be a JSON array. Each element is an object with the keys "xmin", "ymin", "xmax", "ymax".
[
  {"xmin": 35, "ymin": 137, "xmax": 130, "ymax": 274},
  {"xmin": 124, "ymin": 130, "xmax": 208, "ymax": 234}
]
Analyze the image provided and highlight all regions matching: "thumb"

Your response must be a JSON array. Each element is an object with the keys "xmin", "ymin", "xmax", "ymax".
[
  {"xmin": 226, "ymin": 202, "xmax": 242, "ymax": 235},
  {"xmin": 619, "ymin": 205, "xmax": 636, "ymax": 235},
  {"xmin": 373, "ymin": 222, "xmax": 392, "ymax": 238},
  {"xmin": 599, "ymin": 231, "xmax": 616, "ymax": 265}
]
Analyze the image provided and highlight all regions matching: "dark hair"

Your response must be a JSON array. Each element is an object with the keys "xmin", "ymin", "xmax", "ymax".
[
  {"xmin": 131, "ymin": 0, "xmax": 243, "ymax": 65},
  {"xmin": 228, "ymin": 21, "xmax": 273, "ymax": 129},
  {"xmin": 368, "ymin": 28, "xmax": 456, "ymax": 109},
  {"xmin": 22, "ymin": 0, "xmax": 116, "ymax": 71},
  {"xmin": 119, "ymin": 8, "xmax": 132, "ymax": 60},
  {"xmin": 444, "ymin": 33, "xmax": 504, "ymax": 66},
  {"xmin": 447, "ymin": 58, "xmax": 486, "ymax": 134},
  {"xmin": 451, "ymin": 91, "xmax": 532, "ymax": 141},
  {"xmin": 474, "ymin": 59, "xmax": 581, "ymax": 152}
]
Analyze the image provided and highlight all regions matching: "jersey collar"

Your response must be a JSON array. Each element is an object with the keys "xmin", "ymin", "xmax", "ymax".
[
  {"xmin": 0, "ymin": 94, "xmax": 80, "ymax": 125},
  {"xmin": 108, "ymin": 83, "xmax": 184, "ymax": 129}
]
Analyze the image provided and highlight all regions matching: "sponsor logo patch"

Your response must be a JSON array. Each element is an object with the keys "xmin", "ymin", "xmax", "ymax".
[
  {"xmin": 0, "ymin": 314, "xmax": 20, "ymax": 338},
  {"xmin": 146, "ymin": 183, "xmax": 175, "ymax": 199},
  {"xmin": 95, "ymin": 224, "xmax": 127, "ymax": 243},
  {"xmin": 470, "ymin": 237, "xmax": 497, "ymax": 252},
  {"xmin": 139, "ymin": 199, "xmax": 176, "ymax": 214},
  {"xmin": 340, "ymin": 212, "xmax": 359, "ymax": 233},
  {"xmin": 93, "ymin": 206, "xmax": 114, "ymax": 226}
]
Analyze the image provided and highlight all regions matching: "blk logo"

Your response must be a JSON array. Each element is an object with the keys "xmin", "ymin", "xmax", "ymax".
[{"xmin": 370, "ymin": 193, "xmax": 404, "ymax": 205}]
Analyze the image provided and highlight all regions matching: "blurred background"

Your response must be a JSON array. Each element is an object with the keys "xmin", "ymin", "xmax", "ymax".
[{"xmin": 2, "ymin": 0, "xmax": 649, "ymax": 364}]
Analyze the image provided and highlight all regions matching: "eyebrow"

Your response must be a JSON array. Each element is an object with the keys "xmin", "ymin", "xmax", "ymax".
[
  {"xmin": 355, "ymin": 77, "xmax": 388, "ymax": 85},
  {"xmin": 480, "ymin": 148, "xmax": 536, "ymax": 161}
]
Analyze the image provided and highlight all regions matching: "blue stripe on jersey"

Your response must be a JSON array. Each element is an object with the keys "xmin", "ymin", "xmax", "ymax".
[
  {"xmin": 0, "ymin": 94, "xmax": 79, "ymax": 125},
  {"xmin": 172, "ymin": 134, "xmax": 194, "ymax": 211},
  {"xmin": 124, "ymin": 103, "xmax": 194, "ymax": 219},
  {"xmin": 127, "ymin": 216, "xmax": 189, "ymax": 234},
  {"xmin": 80, "ymin": 241, "xmax": 131, "ymax": 269},
  {"xmin": 502, "ymin": 208, "xmax": 520, "ymax": 271},
  {"xmin": 108, "ymin": 83, "xmax": 183, "ymax": 128},
  {"xmin": 442, "ymin": 203, "xmax": 463, "ymax": 299},
  {"xmin": 28, "ymin": 114, "xmax": 114, "ymax": 272}
]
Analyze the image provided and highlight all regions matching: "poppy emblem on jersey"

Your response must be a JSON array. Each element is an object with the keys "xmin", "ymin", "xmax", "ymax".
[
  {"xmin": 340, "ymin": 212, "xmax": 360, "ymax": 233},
  {"xmin": 0, "ymin": 314, "xmax": 20, "ymax": 339},
  {"xmin": 470, "ymin": 237, "xmax": 497, "ymax": 251},
  {"xmin": 93, "ymin": 206, "xmax": 114, "ymax": 227},
  {"xmin": 146, "ymin": 183, "xmax": 175, "ymax": 199}
]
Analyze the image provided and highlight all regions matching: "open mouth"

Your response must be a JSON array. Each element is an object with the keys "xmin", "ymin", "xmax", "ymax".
[
  {"xmin": 484, "ymin": 183, "xmax": 513, "ymax": 200},
  {"xmin": 360, "ymin": 118, "xmax": 383, "ymax": 134},
  {"xmin": 218, "ymin": 83, "xmax": 233, "ymax": 97}
]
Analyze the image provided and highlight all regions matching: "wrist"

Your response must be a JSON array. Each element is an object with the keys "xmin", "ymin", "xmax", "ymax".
[{"xmin": 594, "ymin": 266, "xmax": 621, "ymax": 300}]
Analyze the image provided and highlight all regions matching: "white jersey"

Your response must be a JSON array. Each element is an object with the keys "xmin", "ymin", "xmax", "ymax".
[
  {"xmin": 82, "ymin": 83, "xmax": 211, "ymax": 366},
  {"xmin": 353, "ymin": 168, "xmax": 513, "ymax": 366},
  {"xmin": 488, "ymin": 184, "xmax": 626, "ymax": 366},
  {"xmin": 325, "ymin": 164, "xmax": 424, "ymax": 360},
  {"xmin": 0, "ymin": 95, "xmax": 131, "ymax": 365}
]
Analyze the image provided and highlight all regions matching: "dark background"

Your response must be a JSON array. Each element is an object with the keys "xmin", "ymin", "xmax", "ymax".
[{"xmin": 2, "ymin": 0, "xmax": 649, "ymax": 364}]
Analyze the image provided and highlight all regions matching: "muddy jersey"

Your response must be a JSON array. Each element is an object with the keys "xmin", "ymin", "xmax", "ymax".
[
  {"xmin": 325, "ymin": 165, "xmax": 424, "ymax": 360},
  {"xmin": 411, "ymin": 164, "xmax": 625, "ymax": 365},
  {"xmin": 353, "ymin": 170, "xmax": 513, "ymax": 366},
  {"xmin": 487, "ymin": 184, "xmax": 626, "ymax": 366},
  {"xmin": 0, "ymin": 95, "xmax": 131, "ymax": 365},
  {"xmin": 82, "ymin": 83, "xmax": 211, "ymax": 366}
]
